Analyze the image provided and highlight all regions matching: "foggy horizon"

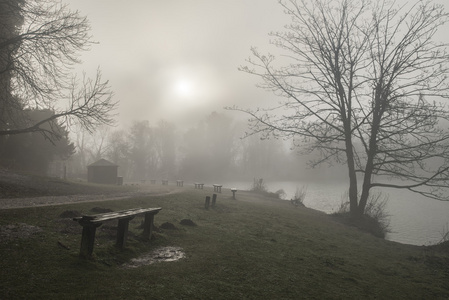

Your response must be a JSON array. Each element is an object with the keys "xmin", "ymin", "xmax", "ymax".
[
  {"xmin": 64, "ymin": 0, "xmax": 287, "ymax": 129},
  {"xmin": 64, "ymin": 0, "xmax": 449, "ymax": 131}
]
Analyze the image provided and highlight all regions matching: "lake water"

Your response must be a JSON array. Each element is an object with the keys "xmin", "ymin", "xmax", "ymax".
[{"xmin": 221, "ymin": 180, "xmax": 449, "ymax": 246}]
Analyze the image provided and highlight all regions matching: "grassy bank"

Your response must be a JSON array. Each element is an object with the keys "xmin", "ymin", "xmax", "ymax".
[
  {"xmin": 0, "ymin": 169, "xmax": 135, "ymax": 198},
  {"xmin": 0, "ymin": 187, "xmax": 448, "ymax": 299}
]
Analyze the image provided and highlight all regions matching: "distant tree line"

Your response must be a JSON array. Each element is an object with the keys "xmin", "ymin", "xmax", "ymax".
[{"xmin": 66, "ymin": 112, "xmax": 314, "ymax": 183}]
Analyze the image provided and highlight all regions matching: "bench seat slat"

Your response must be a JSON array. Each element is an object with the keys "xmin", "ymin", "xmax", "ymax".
[
  {"xmin": 82, "ymin": 207, "xmax": 143, "ymax": 219},
  {"xmin": 74, "ymin": 207, "xmax": 162, "ymax": 223},
  {"xmin": 91, "ymin": 208, "xmax": 161, "ymax": 223}
]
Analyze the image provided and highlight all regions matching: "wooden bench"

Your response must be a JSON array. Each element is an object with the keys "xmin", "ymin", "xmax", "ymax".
[
  {"xmin": 213, "ymin": 184, "xmax": 222, "ymax": 193},
  {"xmin": 176, "ymin": 180, "xmax": 184, "ymax": 187},
  {"xmin": 162, "ymin": 180, "xmax": 168, "ymax": 185},
  {"xmin": 73, "ymin": 207, "xmax": 162, "ymax": 258},
  {"xmin": 194, "ymin": 183, "xmax": 204, "ymax": 189}
]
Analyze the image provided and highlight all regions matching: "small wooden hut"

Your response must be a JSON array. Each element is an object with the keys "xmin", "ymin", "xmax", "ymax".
[{"xmin": 87, "ymin": 159, "xmax": 118, "ymax": 185}]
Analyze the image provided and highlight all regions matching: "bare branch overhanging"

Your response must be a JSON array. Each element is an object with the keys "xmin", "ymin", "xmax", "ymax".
[
  {"xmin": 229, "ymin": 0, "xmax": 449, "ymax": 213},
  {"xmin": 0, "ymin": 0, "xmax": 117, "ymax": 139}
]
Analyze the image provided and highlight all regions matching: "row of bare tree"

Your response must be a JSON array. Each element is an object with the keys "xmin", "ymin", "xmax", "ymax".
[{"xmin": 68, "ymin": 112, "xmax": 310, "ymax": 183}]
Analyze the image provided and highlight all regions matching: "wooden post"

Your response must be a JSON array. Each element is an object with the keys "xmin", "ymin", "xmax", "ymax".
[
  {"xmin": 205, "ymin": 196, "xmax": 210, "ymax": 209},
  {"xmin": 212, "ymin": 194, "xmax": 217, "ymax": 207},
  {"xmin": 142, "ymin": 213, "xmax": 155, "ymax": 240},
  {"xmin": 231, "ymin": 188, "xmax": 237, "ymax": 199}
]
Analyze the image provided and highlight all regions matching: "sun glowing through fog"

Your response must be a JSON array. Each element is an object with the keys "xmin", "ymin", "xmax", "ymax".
[
  {"xmin": 174, "ymin": 79, "xmax": 194, "ymax": 98},
  {"xmin": 158, "ymin": 66, "xmax": 222, "ymax": 119},
  {"xmin": 173, "ymin": 78, "xmax": 195, "ymax": 100}
]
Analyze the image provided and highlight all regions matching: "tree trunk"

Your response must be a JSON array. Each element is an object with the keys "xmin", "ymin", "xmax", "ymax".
[
  {"xmin": 358, "ymin": 84, "xmax": 383, "ymax": 216},
  {"xmin": 343, "ymin": 125, "xmax": 358, "ymax": 218},
  {"xmin": 358, "ymin": 167, "xmax": 373, "ymax": 216},
  {"xmin": 346, "ymin": 148, "xmax": 359, "ymax": 218}
]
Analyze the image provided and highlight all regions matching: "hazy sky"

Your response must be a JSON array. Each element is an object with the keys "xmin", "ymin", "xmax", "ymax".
[
  {"xmin": 64, "ymin": 0, "xmax": 287, "ymax": 128},
  {"xmin": 64, "ymin": 0, "xmax": 449, "ymax": 129}
]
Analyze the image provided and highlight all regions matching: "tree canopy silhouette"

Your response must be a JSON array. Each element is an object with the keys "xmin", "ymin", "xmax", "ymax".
[
  {"xmin": 232, "ymin": 0, "xmax": 449, "ymax": 217},
  {"xmin": 0, "ymin": 0, "xmax": 117, "ymax": 140}
]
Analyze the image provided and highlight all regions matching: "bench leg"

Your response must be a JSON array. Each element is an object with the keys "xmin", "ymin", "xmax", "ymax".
[
  {"xmin": 79, "ymin": 223, "xmax": 101, "ymax": 258},
  {"xmin": 116, "ymin": 218, "xmax": 133, "ymax": 249},
  {"xmin": 143, "ymin": 213, "xmax": 155, "ymax": 240}
]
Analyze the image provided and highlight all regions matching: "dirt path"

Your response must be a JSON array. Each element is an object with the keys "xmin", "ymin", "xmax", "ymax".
[{"xmin": 0, "ymin": 185, "xmax": 178, "ymax": 209}]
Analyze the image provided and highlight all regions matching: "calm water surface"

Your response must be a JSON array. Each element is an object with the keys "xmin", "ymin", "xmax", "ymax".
[{"xmin": 222, "ymin": 180, "xmax": 449, "ymax": 246}]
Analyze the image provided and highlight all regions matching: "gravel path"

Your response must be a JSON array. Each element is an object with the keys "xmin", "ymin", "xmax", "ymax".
[{"xmin": 0, "ymin": 186, "xmax": 178, "ymax": 209}]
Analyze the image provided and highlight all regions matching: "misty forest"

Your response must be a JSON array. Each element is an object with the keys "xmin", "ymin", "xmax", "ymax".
[
  {"xmin": 0, "ymin": 0, "xmax": 338, "ymax": 185},
  {"xmin": 1, "ymin": 0, "xmax": 449, "ymax": 298},
  {"xmin": 79, "ymin": 114, "xmax": 321, "ymax": 181}
]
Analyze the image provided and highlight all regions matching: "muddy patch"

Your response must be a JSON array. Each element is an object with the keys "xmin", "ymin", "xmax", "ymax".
[
  {"xmin": 160, "ymin": 222, "xmax": 177, "ymax": 230},
  {"xmin": 122, "ymin": 246, "xmax": 185, "ymax": 268},
  {"xmin": 180, "ymin": 219, "xmax": 197, "ymax": 226}
]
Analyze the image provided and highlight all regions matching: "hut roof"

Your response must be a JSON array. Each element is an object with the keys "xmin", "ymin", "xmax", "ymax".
[{"xmin": 87, "ymin": 159, "xmax": 118, "ymax": 167}]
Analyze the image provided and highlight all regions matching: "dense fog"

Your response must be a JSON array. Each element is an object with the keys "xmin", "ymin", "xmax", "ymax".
[{"xmin": 62, "ymin": 111, "xmax": 345, "ymax": 183}]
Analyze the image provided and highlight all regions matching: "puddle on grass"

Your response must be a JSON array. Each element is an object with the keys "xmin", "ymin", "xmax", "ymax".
[{"xmin": 122, "ymin": 246, "xmax": 185, "ymax": 269}]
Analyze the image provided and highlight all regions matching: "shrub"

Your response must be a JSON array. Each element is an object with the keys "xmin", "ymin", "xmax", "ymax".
[
  {"xmin": 251, "ymin": 178, "xmax": 267, "ymax": 193},
  {"xmin": 275, "ymin": 189, "xmax": 286, "ymax": 199},
  {"xmin": 333, "ymin": 191, "xmax": 390, "ymax": 238},
  {"xmin": 291, "ymin": 185, "xmax": 307, "ymax": 207},
  {"xmin": 437, "ymin": 223, "xmax": 449, "ymax": 248},
  {"xmin": 250, "ymin": 178, "xmax": 282, "ymax": 199}
]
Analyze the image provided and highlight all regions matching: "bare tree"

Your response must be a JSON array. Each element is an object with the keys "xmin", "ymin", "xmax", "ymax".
[
  {"xmin": 106, "ymin": 129, "xmax": 130, "ymax": 177},
  {"xmin": 128, "ymin": 120, "xmax": 156, "ymax": 181},
  {"xmin": 153, "ymin": 120, "xmax": 176, "ymax": 179},
  {"xmin": 84, "ymin": 125, "xmax": 111, "ymax": 162},
  {"xmin": 231, "ymin": 0, "xmax": 449, "ymax": 217},
  {"xmin": 0, "ymin": 0, "xmax": 117, "ymax": 140}
]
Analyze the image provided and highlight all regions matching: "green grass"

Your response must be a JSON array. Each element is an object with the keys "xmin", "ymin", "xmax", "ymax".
[
  {"xmin": 0, "ymin": 170, "xmax": 135, "ymax": 198},
  {"xmin": 0, "ymin": 188, "xmax": 448, "ymax": 299}
]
